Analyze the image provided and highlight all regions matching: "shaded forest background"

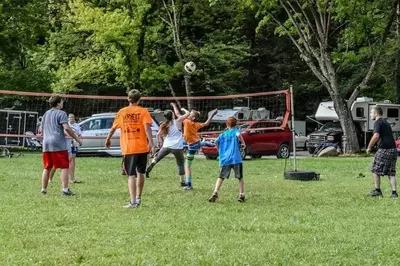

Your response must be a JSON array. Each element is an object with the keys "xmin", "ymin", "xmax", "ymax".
[{"xmin": 0, "ymin": 0, "xmax": 399, "ymax": 120}]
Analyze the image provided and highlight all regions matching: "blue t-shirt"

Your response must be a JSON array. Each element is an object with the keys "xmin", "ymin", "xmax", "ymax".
[{"xmin": 216, "ymin": 128, "xmax": 242, "ymax": 166}]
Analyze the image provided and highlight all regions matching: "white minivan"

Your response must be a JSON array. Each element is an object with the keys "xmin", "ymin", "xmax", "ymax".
[{"xmin": 77, "ymin": 113, "xmax": 160, "ymax": 156}]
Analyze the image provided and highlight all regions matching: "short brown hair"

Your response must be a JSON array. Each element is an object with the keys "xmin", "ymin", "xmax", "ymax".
[
  {"xmin": 226, "ymin": 116, "xmax": 237, "ymax": 128},
  {"xmin": 48, "ymin": 95, "xmax": 63, "ymax": 107},
  {"xmin": 128, "ymin": 89, "xmax": 141, "ymax": 103},
  {"xmin": 373, "ymin": 106, "xmax": 383, "ymax": 116}
]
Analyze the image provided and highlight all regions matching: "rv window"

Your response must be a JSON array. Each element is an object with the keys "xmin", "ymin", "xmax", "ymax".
[
  {"xmin": 356, "ymin": 107, "xmax": 364, "ymax": 118},
  {"xmin": 387, "ymin": 108, "xmax": 399, "ymax": 118}
]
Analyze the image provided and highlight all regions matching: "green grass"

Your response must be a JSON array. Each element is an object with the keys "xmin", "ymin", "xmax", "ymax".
[{"xmin": 1, "ymin": 154, "xmax": 399, "ymax": 265}]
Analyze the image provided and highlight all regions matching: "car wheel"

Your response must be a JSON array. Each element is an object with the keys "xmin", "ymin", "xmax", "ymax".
[
  {"xmin": 308, "ymin": 147, "xmax": 315, "ymax": 154},
  {"xmin": 277, "ymin": 144, "xmax": 290, "ymax": 159},
  {"xmin": 205, "ymin": 156, "xmax": 217, "ymax": 160},
  {"xmin": 303, "ymin": 141, "xmax": 308, "ymax": 151}
]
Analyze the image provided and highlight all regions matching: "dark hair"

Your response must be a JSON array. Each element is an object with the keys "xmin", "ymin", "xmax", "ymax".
[
  {"xmin": 226, "ymin": 116, "xmax": 237, "ymax": 128},
  {"xmin": 128, "ymin": 89, "xmax": 141, "ymax": 103},
  {"xmin": 48, "ymin": 95, "xmax": 63, "ymax": 108},
  {"xmin": 159, "ymin": 110, "xmax": 173, "ymax": 136},
  {"xmin": 373, "ymin": 106, "xmax": 383, "ymax": 116}
]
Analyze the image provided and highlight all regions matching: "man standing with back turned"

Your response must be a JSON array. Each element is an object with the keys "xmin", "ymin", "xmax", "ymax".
[
  {"xmin": 105, "ymin": 89, "xmax": 155, "ymax": 208},
  {"xmin": 367, "ymin": 106, "xmax": 398, "ymax": 198},
  {"xmin": 41, "ymin": 96, "xmax": 82, "ymax": 196}
]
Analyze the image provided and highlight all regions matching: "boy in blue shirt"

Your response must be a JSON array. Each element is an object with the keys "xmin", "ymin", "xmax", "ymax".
[{"xmin": 208, "ymin": 117, "xmax": 246, "ymax": 203}]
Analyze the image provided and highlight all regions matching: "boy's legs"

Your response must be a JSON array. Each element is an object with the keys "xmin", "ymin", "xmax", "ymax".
[
  {"xmin": 43, "ymin": 151, "xmax": 73, "ymax": 195},
  {"xmin": 69, "ymin": 150, "xmax": 80, "ymax": 183},
  {"xmin": 184, "ymin": 142, "xmax": 200, "ymax": 190},
  {"xmin": 135, "ymin": 153, "xmax": 148, "ymax": 205},
  {"xmin": 123, "ymin": 153, "xmax": 148, "ymax": 208},
  {"xmin": 208, "ymin": 166, "xmax": 230, "ymax": 202},
  {"xmin": 41, "ymin": 152, "xmax": 52, "ymax": 193},
  {"xmin": 171, "ymin": 149, "xmax": 185, "ymax": 185},
  {"xmin": 235, "ymin": 164, "xmax": 245, "ymax": 202},
  {"xmin": 49, "ymin": 167, "xmax": 56, "ymax": 182},
  {"xmin": 123, "ymin": 155, "xmax": 137, "ymax": 207}
]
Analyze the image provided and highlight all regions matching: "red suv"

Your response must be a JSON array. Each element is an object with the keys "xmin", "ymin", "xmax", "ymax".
[{"xmin": 201, "ymin": 120, "xmax": 292, "ymax": 159}]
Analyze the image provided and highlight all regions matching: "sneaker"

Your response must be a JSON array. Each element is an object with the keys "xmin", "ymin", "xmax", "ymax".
[
  {"xmin": 238, "ymin": 194, "xmax": 246, "ymax": 202},
  {"xmin": 61, "ymin": 188, "xmax": 75, "ymax": 196},
  {"xmin": 391, "ymin": 192, "xmax": 398, "ymax": 199},
  {"xmin": 41, "ymin": 189, "xmax": 47, "ymax": 194},
  {"xmin": 180, "ymin": 182, "xmax": 186, "ymax": 187},
  {"xmin": 367, "ymin": 189, "xmax": 383, "ymax": 197},
  {"xmin": 183, "ymin": 184, "xmax": 193, "ymax": 190},
  {"xmin": 208, "ymin": 192, "xmax": 218, "ymax": 202},
  {"xmin": 123, "ymin": 201, "xmax": 139, "ymax": 209}
]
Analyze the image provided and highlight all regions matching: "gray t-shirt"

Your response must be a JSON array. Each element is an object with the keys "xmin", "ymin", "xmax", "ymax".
[{"xmin": 42, "ymin": 108, "xmax": 69, "ymax": 152}]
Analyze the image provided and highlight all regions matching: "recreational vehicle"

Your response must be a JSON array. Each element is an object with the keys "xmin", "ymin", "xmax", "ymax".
[{"xmin": 307, "ymin": 97, "xmax": 400, "ymax": 153}]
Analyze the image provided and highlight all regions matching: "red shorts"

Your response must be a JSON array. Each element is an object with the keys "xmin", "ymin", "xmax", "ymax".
[{"xmin": 43, "ymin": 151, "xmax": 69, "ymax": 169}]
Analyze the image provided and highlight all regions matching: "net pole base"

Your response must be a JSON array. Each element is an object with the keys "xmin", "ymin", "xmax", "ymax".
[{"xmin": 284, "ymin": 170, "xmax": 320, "ymax": 181}]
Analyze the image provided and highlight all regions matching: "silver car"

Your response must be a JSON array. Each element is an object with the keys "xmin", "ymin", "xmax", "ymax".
[{"xmin": 77, "ymin": 113, "xmax": 160, "ymax": 156}]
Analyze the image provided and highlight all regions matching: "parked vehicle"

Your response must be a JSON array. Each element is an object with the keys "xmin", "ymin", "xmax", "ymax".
[
  {"xmin": 77, "ymin": 112, "xmax": 160, "ymax": 156},
  {"xmin": 307, "ymin": 97, "xmax": 400, "ymax": 154},
  {"xmin": 201, "ymin": 120, "xmax": 292, "ymax": 159},
  {"xmin": 295, "ymin": 132, "xmax": 308, "ymax": 150}
]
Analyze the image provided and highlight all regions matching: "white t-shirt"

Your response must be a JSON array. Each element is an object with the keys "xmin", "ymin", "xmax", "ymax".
[
  {"xmin": 163, "ymin": 120, "xmax": 183, "ymax": 149},
  {"xmin": 69, "ymin": 122, "xmax": 82, "ymax": 147}
]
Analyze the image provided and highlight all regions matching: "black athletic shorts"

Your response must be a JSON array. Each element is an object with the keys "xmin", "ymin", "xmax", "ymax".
[
  {"xmin": 123, "ymin": 153, "xmax": 148, "ymax": 176},
  {"xmin": 219, "ymin": 163, "xmax": 243, "ymax": 179}
]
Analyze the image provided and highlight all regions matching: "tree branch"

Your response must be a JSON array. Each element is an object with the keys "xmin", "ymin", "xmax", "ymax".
[
  {"xmin": 279, "ymin": 0, "xmax": 321, "ymax": 61},
  {"xmin": 294, "ymin": 0, "xmax": 319, "ymax": 41},
  {"xmin": 307, "ymin": 0, "xmax": 325, "ymax": 41}
]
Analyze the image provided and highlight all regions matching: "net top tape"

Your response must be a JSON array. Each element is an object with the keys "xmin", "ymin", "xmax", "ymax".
[{"xmin": 0, "ymin": 89, "xmax": 289, "ymax": 100}]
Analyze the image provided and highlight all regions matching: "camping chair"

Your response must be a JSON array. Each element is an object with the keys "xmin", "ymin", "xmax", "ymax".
[{"xmin": 24, "ymin": 131, "xmax": 42, "ymax": 151}]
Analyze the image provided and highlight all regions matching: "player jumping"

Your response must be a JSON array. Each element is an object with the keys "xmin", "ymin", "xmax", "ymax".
[
  {"xmin": 181, "ymin": 106, "xmax": 218, "ymax": 190},
  {"xmin": 145, "ymin": 103, "xmax": 190, "ymax": 186}
]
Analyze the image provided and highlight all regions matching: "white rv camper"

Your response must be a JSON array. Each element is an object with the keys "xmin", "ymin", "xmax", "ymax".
[
  {"xmin": 209, "ymin": 107, "xmax": 270, "ymax": 122},
  {"xmin": 315, "ymin": 98, "xmax": 400, "ymax": 132},
  {"xmin": 307, "ymin": 97, "xmax": 400, "ymax": 152}
]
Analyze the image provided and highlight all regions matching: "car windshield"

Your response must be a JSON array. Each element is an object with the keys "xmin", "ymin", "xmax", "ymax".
[
  {"xmin": 238, "ymin": 124, "xmax": 249, "ymax": 129},
  {"xmin": 319, "ymin": 122, "xmax": 342, "ymax": 132},
  {"xmin": 200, "ymin": 122, "xmax": 226, "ymax": 132}
]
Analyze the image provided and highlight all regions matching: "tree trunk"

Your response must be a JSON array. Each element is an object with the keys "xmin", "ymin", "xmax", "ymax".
[
  {"xmin": 331, "ymin": 94, "xmax": 360, "ymax": 153},
  {"xmin": 184, "ymin": 75, "xmax": 193, "ymax": 110}
]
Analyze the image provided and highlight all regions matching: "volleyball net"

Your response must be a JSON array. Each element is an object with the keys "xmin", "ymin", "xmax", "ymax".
[{"xmin": 0, "ymin": 89, "xmax": 290, "ymax": 147}]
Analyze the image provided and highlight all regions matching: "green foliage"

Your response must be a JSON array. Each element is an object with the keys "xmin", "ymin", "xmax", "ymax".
[{"xmin": 0, "ymin": 0, "xmax": 51, "ymax": 92}]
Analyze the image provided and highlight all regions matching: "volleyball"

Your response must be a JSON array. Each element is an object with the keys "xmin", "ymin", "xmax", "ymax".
[{"xmin": 184, "ymin": 61, "xmax": 196, "ymax": 74}]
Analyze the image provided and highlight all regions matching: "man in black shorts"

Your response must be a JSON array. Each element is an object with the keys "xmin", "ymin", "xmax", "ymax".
[{"xmin": 367, "ymin": 106, "xmax": 398, "ymax": 198}]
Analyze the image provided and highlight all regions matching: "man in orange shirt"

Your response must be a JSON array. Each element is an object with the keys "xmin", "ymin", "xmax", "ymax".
[
  {"xmin": 105, "ymin": 89, "xmax": 155, "ymax": 208},
  {"xmin": 182, "ymin": 108, "xmax": 218, "ymax": 190}
]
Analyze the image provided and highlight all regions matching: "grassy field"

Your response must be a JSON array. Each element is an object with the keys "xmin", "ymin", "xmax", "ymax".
[{"xmin": 1, "ymin": 154, "xmax": 400, "ymax": 265}]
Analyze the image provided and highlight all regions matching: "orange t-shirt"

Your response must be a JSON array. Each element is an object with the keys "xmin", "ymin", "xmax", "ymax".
[
  {"xmin": 183, "ymin": 120, "xmax": 206, "ymax": 145},
  {"xmin": 112, "ymin": 105, "xmax": 153, "ymax": 155}
]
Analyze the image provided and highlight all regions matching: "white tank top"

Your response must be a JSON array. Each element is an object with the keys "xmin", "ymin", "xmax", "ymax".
[{"xmin": 163, "ymin": 120, "xmax": 183, "ymax": 149}]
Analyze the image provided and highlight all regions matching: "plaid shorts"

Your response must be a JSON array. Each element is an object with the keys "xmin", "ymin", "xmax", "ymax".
[{"xmin": 372, "ymin": 148, "xmax": 398, "ymax": 176}]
